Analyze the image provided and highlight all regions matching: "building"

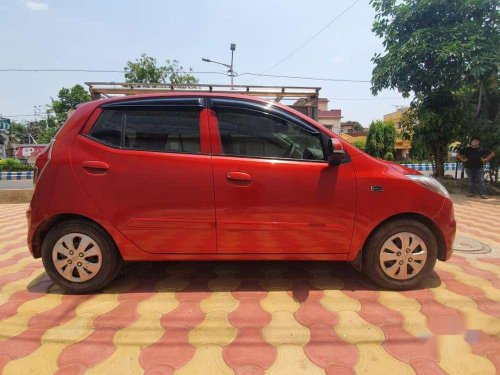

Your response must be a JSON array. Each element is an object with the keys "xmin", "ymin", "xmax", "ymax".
[
  {"xmin": 0, "ymin": 118, "xmax": 10, "ymax": 158},
  {"xmin": 383, "ymin": 107, "xmax": 411, "ymax": 161},
  {"xmin": 0, "ymin": 117, "xmax": 11, "ymax": 132},
  {"xmin": 340, "ymin": 131, "xmax": 368, "ymax": 147},
  {"xmin": 291, "ymin": 97, "xmax": 342, "ymax": 133},
  {"xmin": 316, "ymin": 98, "xmax": 342, "ymax": 133}
]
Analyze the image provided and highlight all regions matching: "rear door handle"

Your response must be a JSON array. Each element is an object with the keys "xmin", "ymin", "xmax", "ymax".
[
  {"xmin": 226, "ymin": 171, "xmax": 252, "ymax": 182},
  {"xmin": 82, "ymin": 161, "xmax": 110, "ymax": 172}
]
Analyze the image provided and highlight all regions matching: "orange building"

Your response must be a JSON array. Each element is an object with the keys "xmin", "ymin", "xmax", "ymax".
[{"xmin": 384, "ymin": 107, "xmax": 412, "ymax": 160}]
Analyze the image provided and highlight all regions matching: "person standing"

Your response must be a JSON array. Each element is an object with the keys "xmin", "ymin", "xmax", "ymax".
[{"xmin": 457, "ymin": 137, "xmax": 495, "ymax": 198}]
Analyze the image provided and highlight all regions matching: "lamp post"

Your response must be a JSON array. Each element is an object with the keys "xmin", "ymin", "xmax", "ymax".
[{"xmin": 202, "ymin": 43, "xmax": 237, "ymax": 86}]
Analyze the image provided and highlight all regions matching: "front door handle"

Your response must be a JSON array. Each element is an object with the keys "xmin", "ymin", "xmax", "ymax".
[
  {"xmin": 82, "ymin": 161, "xmax": 110, "ymax": 173},
  {"xmin": 226, "ymin": 171, "xmax": 252, "ymax": 182}
]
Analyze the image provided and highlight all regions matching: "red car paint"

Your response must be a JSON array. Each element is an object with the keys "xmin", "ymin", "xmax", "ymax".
[{"xmin": 28, "ymin": 93, "xmax": 455, "ymax": 263}]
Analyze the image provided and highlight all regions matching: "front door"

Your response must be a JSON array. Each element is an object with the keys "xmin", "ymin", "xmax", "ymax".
[
  {"xmin": 71, "ymin": 98, "xmax": 216, "ymax": 254},
  {"xmin": 209, "ymin": 100, "xmax": 356, "ymax": 255}
]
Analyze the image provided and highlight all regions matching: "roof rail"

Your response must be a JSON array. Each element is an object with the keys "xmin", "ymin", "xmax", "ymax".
[{"xmin": 85, "ymin": 82, "xmax": 321, "ymax": 120}]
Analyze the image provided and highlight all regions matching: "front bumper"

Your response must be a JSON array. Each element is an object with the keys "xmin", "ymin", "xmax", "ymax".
[{"xmin": 434, "ymin": 198, "xmax": 456, "ymax": 261}]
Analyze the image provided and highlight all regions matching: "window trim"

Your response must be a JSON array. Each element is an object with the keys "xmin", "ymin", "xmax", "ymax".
[
  {"xmin": 212, "ymin": 104, "xmax": 330, "ymax": 163},
  {"xmin": 87, "ymin": 103, "xmax": 204, "ymax": 155}
]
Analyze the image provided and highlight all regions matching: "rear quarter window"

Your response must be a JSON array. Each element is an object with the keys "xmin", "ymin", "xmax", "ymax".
[{"xmin": 89, "ymin": 109, "xmax": 123, "ymax": 147}]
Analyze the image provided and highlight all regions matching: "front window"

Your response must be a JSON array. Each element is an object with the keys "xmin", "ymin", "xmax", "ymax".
[{"xmin": 215, "ymin": 108, "xmax": 325, "ymax": 161}]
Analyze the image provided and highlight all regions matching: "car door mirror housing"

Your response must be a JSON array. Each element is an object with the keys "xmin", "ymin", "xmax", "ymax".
[{"xmin": 326, "ymin": 138, "xmax": 346, "ymax": 166}]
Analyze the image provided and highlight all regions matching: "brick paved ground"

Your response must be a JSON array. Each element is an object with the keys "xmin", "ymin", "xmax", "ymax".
[{"xmin": 0, "ymin": 196, "xmax": 498, "ymax": 374}]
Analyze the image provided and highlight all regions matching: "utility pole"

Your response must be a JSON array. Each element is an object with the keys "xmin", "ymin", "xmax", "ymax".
[
  {"xmin": 202, "ymin": 43, "xmax": 237, "ymax": 86},
  {"xmin": 229, "ymin": 43, "xmax": 236, "ymax": 86}
]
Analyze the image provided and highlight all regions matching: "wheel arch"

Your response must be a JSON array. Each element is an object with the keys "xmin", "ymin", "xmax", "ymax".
[
  {"xmin": 31, "ymin": 213, "xmax": 120, "ymax": 259},
  {"xmin": 352, "ymin": 212, "xmax": 447, "ymax": 271}
]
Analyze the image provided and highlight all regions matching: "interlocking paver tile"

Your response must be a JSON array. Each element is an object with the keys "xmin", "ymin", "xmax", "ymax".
[{"xmin": 0, "ymin": 197, "xmax": 499, "ymax": 374}]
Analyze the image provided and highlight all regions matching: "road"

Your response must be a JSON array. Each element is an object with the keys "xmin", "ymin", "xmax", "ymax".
[
  {"xmin": 0, "ymin": 179, "xmax": 33, "ymax": 189},
  {"xmin": 0, "ymin": 196, "xmax": 499, "ymax": 374}
]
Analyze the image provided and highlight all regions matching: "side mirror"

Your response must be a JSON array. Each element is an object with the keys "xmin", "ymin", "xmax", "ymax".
[{"xmin": 326, "ymin": 138, "xmax": 346, "ymax": 166}]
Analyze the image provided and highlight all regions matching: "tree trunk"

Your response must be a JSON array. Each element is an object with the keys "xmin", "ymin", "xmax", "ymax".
[
  {"xmin": 476, "ymin": 82, "xmax": 484, "ymax": 118},
  {"xmin": 434, "ymin": 156, "xmax": 445, "ymax": 177},
  {"xmin": 431, "ymin": 143, "xmax": 446, "ymax": 177}
]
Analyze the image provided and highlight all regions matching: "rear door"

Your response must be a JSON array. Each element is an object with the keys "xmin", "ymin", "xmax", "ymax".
[
  {"xmin": 209, "ymin": 99, "xmax": 356, "ymax": 255},
  {"xmin": 71, "ymin": 98, "xmax": 216, "ymax": 254}
]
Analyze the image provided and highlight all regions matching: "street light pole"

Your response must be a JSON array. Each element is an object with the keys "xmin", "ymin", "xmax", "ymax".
[
  {"xmin": 202, "ymin": 43, "xmax": 237, "ymax": 86},
  {"xmin": 230, "ymin": 43, "xmax": 236, "ymax": 86}
]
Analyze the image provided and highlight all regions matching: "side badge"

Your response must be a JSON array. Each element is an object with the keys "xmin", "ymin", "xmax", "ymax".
[{"xmin": 371, "ymin": 185, "xmax": 384, "ymax": 192}]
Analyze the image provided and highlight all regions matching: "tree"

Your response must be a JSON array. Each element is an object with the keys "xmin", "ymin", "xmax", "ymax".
[
  {"xmin": 124, "ymin": 53, "xmax": 199, "ymax": 85},
  {"xmin": 365, "ymin": 120, "xmax": 396, "ymax": 159},
  {"xmin": 7, "ymin": 122, "xmax": 29, "ymax": 144},
  {"xmin": 351, "ymin": 140, "xmax": 366, "ymax": 150},
  {"xmin": 370, "ymin": 0, "xmax": 499, "ymax": 176},
  {"xmin": 382, "ymin": 120, "xmax": 397, "ymax": 159},
  {"xmin": 455, "ymin": 77, "xmax": 500, "ymax": 182},
  {"xmin": 7, "ymin": 119, "xmax": 57, "ymax": 145},
  {"xmin": 51, "ymin": 84, "xmax": 91, "ymax": 124}
]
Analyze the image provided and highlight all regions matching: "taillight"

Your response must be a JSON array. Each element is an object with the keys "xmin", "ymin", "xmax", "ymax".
[{"xmin": 33, "ymin": 140, "xmax": 54, "ymax": 185}]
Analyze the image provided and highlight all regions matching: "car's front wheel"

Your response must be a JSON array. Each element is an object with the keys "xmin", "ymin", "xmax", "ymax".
[
  {"xmin": 41, "ymin": 220, "xmax": 122, "ymax": 293},
  {"xmin": 363, "ymin": 219, "xmax": 438, "ymax": 290}
]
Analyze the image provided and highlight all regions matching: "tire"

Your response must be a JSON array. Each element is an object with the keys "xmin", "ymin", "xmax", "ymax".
[
  {"xmin": 363, "ymin": 219, "xmax": 438, "ymax": 290},
  {"xmin": 41, "ymin": 220, "xmax": 122, "ymax": 293}
]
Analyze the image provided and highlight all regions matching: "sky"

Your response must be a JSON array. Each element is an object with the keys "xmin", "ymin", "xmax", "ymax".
[{"xmin": 0, "ymin": 0, "xmax": 412, "ymax": 127}]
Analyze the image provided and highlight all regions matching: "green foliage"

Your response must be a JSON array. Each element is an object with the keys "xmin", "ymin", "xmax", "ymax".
[
  {"xmin": 7, "ymin": 117, "xmax": 58, "ymax": 145},
  {"xmin": 455, "ymin": 77, "xmax": 500, "ymax": 181},
  {"xmin": 7, "ymin": 122, "xmax": 29, "ymax": 144},
  {"xmin": 0, "ymin": 158, "xmax": 33, "ymax": 171},
  {"xmin": 124, "ymin": 53, "xmax": 199, "ymax": 85},
  {"xmin": 409, "ymin": 131, "xmax": 432, "ymax": 162},
  {"xmin": 371, "ymin": 0, "xmax": 499, "ymax": 97},
  {"xmin": 371, "ymin": 0, "xmax": 499, "ymax": 176},
  {"xmin": 382, "ymin": 120, "xmax": 397, "ymax": 158},
  {"xmin": 383, "ymin": 151, "xmax": 395, "ymax": 161},
  {"xmin": 365, "ymin": 120, "xmax": 384, "ymax": 157},
  {"xmin": 37, "ymin": 126, "xmax": 59, "ymax": 144},
  {"xmin": 351, "ymin": 140, "xmax": 366, "ymax": 150},
  {"xmin": 51, "ymin": 85, "xmax": 90, "ymax": 124},
  {"xmin": 402, "ymin": 91, "xmax": 464, "ymax": 175},
  {"xmin": 365, "ymin": 120, "xmax": 396, "ymax": 159}
]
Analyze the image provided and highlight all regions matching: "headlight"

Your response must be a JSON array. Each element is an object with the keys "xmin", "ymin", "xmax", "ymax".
[{"xmin": 407, "ymin": 175, "xmax": 450, "ymax": 199}]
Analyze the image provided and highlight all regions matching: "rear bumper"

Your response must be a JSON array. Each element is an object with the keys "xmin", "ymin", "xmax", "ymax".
[
  {"xmin": 434, "ymin": 198, "xmax": 456, "ymax": 261},
  {"xmin": 26, "ymin": 205, "xmax": 36, "ymax": 257}
]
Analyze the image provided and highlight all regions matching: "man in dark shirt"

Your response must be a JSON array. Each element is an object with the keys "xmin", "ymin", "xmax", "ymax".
[{"xmin": 457, "ymin": 137, "xmax": 495, "ymax": 198}]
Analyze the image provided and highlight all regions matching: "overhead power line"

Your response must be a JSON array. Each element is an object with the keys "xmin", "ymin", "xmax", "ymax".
[
  {"xmin": 0, "ymin": 67, "xmax": 370, "ymax": 83},
  {"xmin": 331, "ymin": 97, "xmax": 402, "ymax": 101},
  {"xmin": 1, "ymin": 114, "xmax": 34, "ymax": 118},
  {"xmin": 246, "ymin": 0, "xmax": 361, "ymax": 83},
  {"xmin": 0, "ymin": 68, "xmax": 228, "ymax": 75},
  {"xmin": 239, "ymin": 72, "xmax": 369, "ymax": 83}
]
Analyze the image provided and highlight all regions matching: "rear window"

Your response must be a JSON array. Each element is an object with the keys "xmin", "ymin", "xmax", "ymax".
[
  {"xmin": 124, "ymin": 109, "xmax": 200, "ymax": 153},
  {"xmin": 89, "ymin": 107, "xmax": 200, "ymax": 153}
]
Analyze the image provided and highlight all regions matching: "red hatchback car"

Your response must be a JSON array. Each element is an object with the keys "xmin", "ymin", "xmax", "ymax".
[{"xmin": 27, "ymin": 93, "xmax": 456, "ymax": 293}]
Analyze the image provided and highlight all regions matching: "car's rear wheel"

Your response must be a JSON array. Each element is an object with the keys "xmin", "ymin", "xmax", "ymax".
[
  {"xmin": 41, "ymin": 220, "xmax": 122, "ymax": 293},
  {"xmin": 363, "ymin": 219, "xmax": 438, "ymax": 290}
]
